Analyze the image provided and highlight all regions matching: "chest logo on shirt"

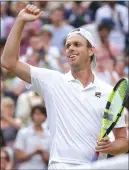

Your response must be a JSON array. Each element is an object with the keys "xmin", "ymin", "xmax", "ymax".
[{"xmin": 95, "ymin": 92, "xmax": 101, "ymax": 98}]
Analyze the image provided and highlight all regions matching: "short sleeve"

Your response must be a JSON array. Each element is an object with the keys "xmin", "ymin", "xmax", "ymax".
[
  {"xmin": 14, "ymin": 129, "xmax": 26, "ymax": 151},
  {"xmin": 114, "ymin": 108, "xmax": 126, "ymax": 128},
  {"xmin": 29, "ymin": 65, "xmax": 62, "ymax": 96}
]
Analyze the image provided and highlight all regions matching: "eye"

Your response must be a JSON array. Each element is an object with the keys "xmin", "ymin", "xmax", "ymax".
[
  {"xmin": 65, "ymin": 43, "xmax": 70, "ymax": 49},
  {"xmin": 74, "ymin": 42, "xmax": 81, "ymax": 47}
]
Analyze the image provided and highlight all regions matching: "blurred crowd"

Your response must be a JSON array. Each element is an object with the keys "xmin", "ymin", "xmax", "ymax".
[{"xmin": 0, "ymin": 1, "xmax": 129, "ymax": 170}]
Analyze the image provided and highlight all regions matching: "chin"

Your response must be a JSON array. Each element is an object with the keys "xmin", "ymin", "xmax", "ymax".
[{"xmin": 70, "ymin": 63, "xmax": 80, "ymax": 69}]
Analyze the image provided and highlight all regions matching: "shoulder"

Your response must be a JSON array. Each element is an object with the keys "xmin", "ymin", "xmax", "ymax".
[
  {"xmin": 30, "ymin": 66, "xmax": 62, "ymax": 79},
  {"xmin": 96, "ymin": 5, "xmax": 109, "ymax": 14},
  {"xmin": 116, "ymin": 4, "xmax": 128, "ymax": 12},
  {"xmin": 17, "ymin": 126, "xmax": 33, "ymax": 136},
  {"xmin": 63, "ymin": 24, "xmax": 74, "ymax": 31}
]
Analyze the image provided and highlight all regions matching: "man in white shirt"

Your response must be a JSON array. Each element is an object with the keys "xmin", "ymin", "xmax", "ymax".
[
  {"xmin": 1, "ymin": 4, "xmax": 128, "ymax": 169},
  {"xmin": 95, "ymin": 1, "xmax": 128, "ymax": 51}
]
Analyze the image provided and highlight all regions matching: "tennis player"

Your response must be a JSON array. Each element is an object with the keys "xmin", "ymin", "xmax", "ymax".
[{"xmin": 1, "ymin": 5, "xmax": 128, "ymax": 169}]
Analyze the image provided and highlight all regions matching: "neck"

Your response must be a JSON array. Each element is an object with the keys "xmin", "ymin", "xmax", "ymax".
[
  {"xmin": 54, "ymin": 22, "xmax": 62, "ymax": 28},
  {"xmin": 71, "ymin": 66, "xmax": 94, "ymax": 88},
  {"xmin": 34, "ymin": 124, "xmax": 42, "ymax": 131}
]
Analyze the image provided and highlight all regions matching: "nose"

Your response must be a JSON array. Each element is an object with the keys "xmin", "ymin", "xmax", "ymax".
[{"xmin": 69, "ymin": 44, "xmax": 75, "ymax": 51}]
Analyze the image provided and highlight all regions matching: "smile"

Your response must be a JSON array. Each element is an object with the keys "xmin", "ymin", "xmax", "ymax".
[{"xmin": 69, "ymin": 55, "xmax": 77, "ymax": 58}]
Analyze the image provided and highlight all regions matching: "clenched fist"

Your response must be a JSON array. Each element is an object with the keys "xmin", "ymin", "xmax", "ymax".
[
  {"xmin": 18, "ymin": 4, "xmax": 42, "ymax": 22},
  {"xmin": 95, "ymin": 136, "xmax": 112, "ymax": 153}
]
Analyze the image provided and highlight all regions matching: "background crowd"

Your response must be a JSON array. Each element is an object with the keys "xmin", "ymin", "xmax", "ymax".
[{"xmin": 0, "ymin": 1, "xmax": 129, "ymax": 170}]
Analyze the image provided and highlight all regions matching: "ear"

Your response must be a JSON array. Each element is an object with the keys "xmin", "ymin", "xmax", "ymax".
[{"xmin": 88, "ymin": 47, "xmax": 94, "ymax": 57}]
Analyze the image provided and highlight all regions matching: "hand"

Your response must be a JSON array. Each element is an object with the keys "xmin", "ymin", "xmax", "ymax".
[
  {"xmin": 35, "ymin": 146, "xmax": 44, "ymax": 154},
  {"xmin": 18, "ymin": 4, "xmax": 42, "ymax": 22},
  {"xmin": 95, "ymin": 136, "xmax": 112, "ymax": 154}
]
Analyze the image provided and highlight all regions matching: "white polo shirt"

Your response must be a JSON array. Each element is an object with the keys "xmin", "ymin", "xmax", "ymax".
[{"xmin": 30, "ymin": 66, "xmax": 126, "ymax": 165}]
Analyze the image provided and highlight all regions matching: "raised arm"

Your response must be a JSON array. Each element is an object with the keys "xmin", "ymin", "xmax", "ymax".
[{"xmin": 1, "ymin": 4, "xmax": 42, "ymax": 84}]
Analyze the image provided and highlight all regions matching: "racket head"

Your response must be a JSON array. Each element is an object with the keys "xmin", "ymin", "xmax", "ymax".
[{"xmin": 100, "ymin": 78, "xmax": 129, "ymax": 139}]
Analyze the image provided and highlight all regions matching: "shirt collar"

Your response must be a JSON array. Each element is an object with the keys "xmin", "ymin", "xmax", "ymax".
[
  {"xmin": 65, "ymin": 70, "xmax": 99, "ymax": 87},
  {"xmin": 29, "ymin": 123, "xmax": 44, "ymax": 135},
  {"xmin": 65, "ymin": 70, "xmax": 75, "ymax": 82}
]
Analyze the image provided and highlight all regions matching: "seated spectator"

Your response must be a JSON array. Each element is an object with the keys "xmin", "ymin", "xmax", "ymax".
[
  {"xmin": 26, "ymin": 26, "xmax": 62, "ymax": 71},
  {"xmin": 1, "ymin": 75, "xmax": 17, "ymax": 103},
  {"xmin": 1, "ymin": 148, "xmax": 13, "ymax": 170},
  {"xmin": 1, "ymin": 97, "xmax": 22, "ymax": 147},
  {"xmin": 64, "ymin": 1, "xmax": 92, "ymax": 27},
  {"xmin": 95, "ymin": 20, "xmax": 122, "ymax": 70},
  {"xmin": 48, "ymin": 6, "xmax": 74, "ymax": 50},
  {"xmin": 95, "ymin": 1, "xmax": 128, "ymax": 51},
  {"xmin": 7, "ymin": 1, "xmax": 42, "ymax": 56},
  {"xmin": 39, "ymin": 25, "xmax": 62, "ymax": 71},
  {"xmin": 113, "ymin": 56, "xmax": 128, "ymax": 79},
  {"xmin": 1, "ymin": 2, "xmax": 14, "ymax": 39},
  {"xmin": 57, "ymin": 38, "xmax": 70, "ymax": 73},
  {"xmin": 10, "ymin": 52, "xmax": 41, "ymax": 97},
  {"xmin": 15, "ymin": 91, "xmax": 44, "ymax": 127},
  {"xmin": 14, "ymin": 105, "xmax": 50, "ymax": 170}
]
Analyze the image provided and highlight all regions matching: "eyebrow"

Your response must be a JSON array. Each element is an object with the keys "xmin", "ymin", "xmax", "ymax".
[{"xmin": 65, "ymin": 41, "xmax": 82, "ymax": 47}]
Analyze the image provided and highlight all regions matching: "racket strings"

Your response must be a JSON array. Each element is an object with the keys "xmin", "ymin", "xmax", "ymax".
[{"xmin": 118, "ymin": 80, "xmax": 128, "ymax": 101}]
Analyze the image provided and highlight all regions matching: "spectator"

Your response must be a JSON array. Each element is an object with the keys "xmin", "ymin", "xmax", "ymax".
[
  {"xmin": 14, "ymin": 105, "xmax": 50, "ymax": 170},
  {"xmin": 95, "ymin": 59, "xmax": 118, "ymax": 85},
  {"xmin": 7, "ymin": 1, "xmax": 42, "ymax": 56},
  {"xmin": 114, "ymin": 56, "xmax": 128, "ymax": 79},
  {"xmin": 1, "ymin": 75, "xmax": 17, "ymax": 103},
  {"xmin": 64, "ymin": 1, "xmax": 92, "ymax": 27},
  {"xmin": 1, "ymin": 148, "xmax": 13, "ymax": 170},
  {"xmin": 48, "ymin": 7, "xmax": 74, "ymax": 50},
  {"xmin": 95, "ymin": 20, "xmax": 122, "ymax": 73},
  {"xmin": 39, "ymin": 25, "xmax": 62, "ymax": 71},
  {"xmin": 10, "ymin": 52, "xmax": 41, "ymax": 97},
  {"xmin": 95, "ymin": 1, "xmax": 128, "ymax": 51},
  {"xmin": 57, "ymin": 38, "xmax": 70, "ymax": 73},
  {"xmin": 1, "ymin": 2, "xmax": 14, "ymax": 39},
  {"xmin": 15, "ymin": 91, "xmax": 44, "ymax": 127},
  {"xmin": 26, "ymin": 26, "xmax": 62, "ymax": 71},
  {"xmin": 1, "ymin": 97, "xmax": 22, "ymax": 147},
  {"xmin": 94, "ymin": 20, "xmax": 122, "ymax": 70}
]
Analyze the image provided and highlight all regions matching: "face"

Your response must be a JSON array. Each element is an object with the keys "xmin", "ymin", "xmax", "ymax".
[
  {"xmin": 32, "ymin": 109, "xmax": 46, "ymax": 125},
  {"xmin": 40, "ymin": 31, "xmax": 52, "ymax": 43},
  {"xmin": 0, "ymin": 151, "xmax": 9, "ymax": 170},
  {"xmin": 99, "ymin": 28, "xmax": 110, "ymax": 40},
  {"xmin": 51, "ymin": 10, "xmax": 64, "ymax": 24},
  {"xmin": 65, "ymin": 34, "xmax": 93, "ymax": 70},
  {"xmin": 1, "ymin": 104, "xmax": 14, "ymax": 117},
  {"xmin": 29, "ymin": 37, "xmax": 43, "ymax": 51}
]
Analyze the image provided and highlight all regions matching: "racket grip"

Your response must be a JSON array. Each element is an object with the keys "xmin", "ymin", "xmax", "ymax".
[{"xmin": 92, "ymin": 152, "xmax": 99, "ymax": 162}]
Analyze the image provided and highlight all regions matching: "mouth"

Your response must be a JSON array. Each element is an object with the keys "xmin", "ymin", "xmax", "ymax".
[{"xmin": 68, "ymin": 54, "xmax": 77, "ymax": 59}]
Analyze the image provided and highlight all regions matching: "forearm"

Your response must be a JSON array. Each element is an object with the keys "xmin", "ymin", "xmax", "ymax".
[
  {"xmin": 41, "ymin": 151, "xmax": 49, "ymax": 164},
  {"xmin": 107, "ymin": 138, "xmax": 128, "ymax": 155},
  {"xmin": 1, "ymin": 18, "xmax": 26, "ymax": 69},
  {"xmin": 4, "ymin": 117, "xmax": 21, "ymax": 130},
  {"xmin": 16, "ymin": 150, "xmax": 36, "ymax": 162}
]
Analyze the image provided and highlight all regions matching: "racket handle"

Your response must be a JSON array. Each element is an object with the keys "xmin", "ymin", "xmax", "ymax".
[{"xmin": 92, "ymin": 152, "xmax": 99, "ymax": 162}]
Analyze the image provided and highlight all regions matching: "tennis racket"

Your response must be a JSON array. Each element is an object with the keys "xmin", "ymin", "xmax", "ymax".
[{"xmin": 92, "ymin": 77, "xmax": 129, "ymax": 162}]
